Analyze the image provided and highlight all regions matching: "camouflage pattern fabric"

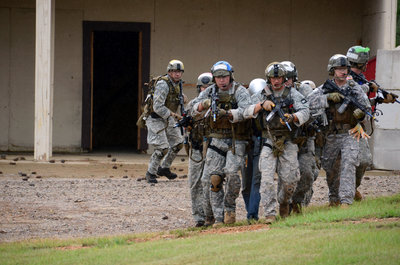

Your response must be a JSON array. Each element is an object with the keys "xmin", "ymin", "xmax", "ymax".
[
  {"xmin": 356, "ymin": 138, "xmax": 372, "ymax": 188},
  {"xmin": 188, "ymin": 148, "xmax": 205, "ymax": 223}
]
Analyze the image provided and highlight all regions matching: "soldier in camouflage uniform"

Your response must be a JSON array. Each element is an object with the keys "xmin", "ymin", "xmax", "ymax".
[
  {"xmin": 145, "ymin": 60, "xmax": 185, "ymax": 183},
  {"xmin": 185, "ymin": 73, "xmax": 213, "ymax": 227},
  {"xmin": 307, "ymin": 54, "xmax": 371, "ymax": 206},
  {"xmin": 280, "ymin": 61, "xmax": 319, "ymax": 213},
  {"xmin": 346, "ymin": 46, "xmax": 398, "ymax": 201},
  {"xmin": 191, "ymin": 61, "xmax": 252, "ymax": 226},
  {"xmin": 243, "ymin": 63, "xmax": 309, "ymax": 222}
]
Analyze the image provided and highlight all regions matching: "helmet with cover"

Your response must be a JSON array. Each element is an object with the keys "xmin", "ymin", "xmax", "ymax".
[
  {"xmin": 327, "ymin": 54, "xmax": 350, "ymax": 75},
  {"xmin": 265, "ymin": 63, "xmax": 287, "ymax": 83},
  {"xmin": 346, "ymin": 46, "xmax": 370, "ymax": 70},
  {"xmin": 167, "ymin": 59, "xmax": 184, "ymax": 72},
  {"xmin": 196, "ymin": 72, "xmax": 213, "ymax": 93}
]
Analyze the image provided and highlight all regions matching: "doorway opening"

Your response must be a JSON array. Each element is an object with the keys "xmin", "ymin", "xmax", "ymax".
[
  {"xmin": 92, "ymin": 31, "xmax": 138, "ymax": 150},
  {"xmin": 82, "ymin": 21, "xmax": 150, "ymax": 152}
]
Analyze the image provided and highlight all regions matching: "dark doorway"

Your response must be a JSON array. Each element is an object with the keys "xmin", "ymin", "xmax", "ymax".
[
  {"xmin": 92, "ymin": 31, "xmax": 138, "ymax": 150},
  {"xmin": 82, "ymin": 21, "xmax": 150, "ymax": 151}
]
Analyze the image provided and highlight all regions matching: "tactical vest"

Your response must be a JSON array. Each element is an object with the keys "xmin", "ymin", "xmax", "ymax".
[
  {"xmin": 208, "ymin": 85, "xmax": 251, "ymax": 140},
  {"xmin": 151, "ymin": 75, "xmax": 180, "ymax": 117},
  {"xmin": 189, "ymin": 118, "xmax": 208, "ymax": 150},
  {"xmin": 325, "ymin": 82, "xmax": 358, "ymax": 133},
  {"xmin": 260, "ymin": 87, "xmax": 295, "ymax": 138}
]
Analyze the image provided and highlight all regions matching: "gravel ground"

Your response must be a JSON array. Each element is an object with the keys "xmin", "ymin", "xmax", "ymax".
[{"xmin": 1, "ymin": 153, "xmax": 399, "ymax": 242}]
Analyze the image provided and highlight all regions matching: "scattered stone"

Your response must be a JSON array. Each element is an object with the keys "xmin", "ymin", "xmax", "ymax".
[
  {"xmin": 178, "ymin": 168, "xmax": 184, "ymax": 172},
  {"xmin": 61, "ymin": 160, "xmax": 66, "ymax": 163},
  {"xmin": 179, "ymin": 175, "xmax": 188, "ymax": 179},
  {"xmin": 181, "ymin": 158, "xmax": 185, "ymax": 162},
  {"xmin": 0, "ymin": 230, "xmax": 6, "ymax": 234},
  {"xmin": 18, "ymin": 172, "xmax": 23, "ymax": 176},
  {"xmin": 10, "ymin": 162, "xmax": 16, "ymax": 165},
  {"xmin": 21, "ymin": 173, "xmax": 27, "ymax": 177},
  {"xmin": 150, "ymin": 183, "xmax": 155, "ymax": 186},
  {"xmin": 19, "ymin": 157, "xmax": 26, "ymax": 160},
  {"xmin": 162, "ymin": 215, "xmax": 169, "ymax": 220},
  {"xmin": 49, "ymin": 160, "xmax": 55, "ymax": 163},
  {"xmin": 112, "ymin": 165, "xmax": 118, "ymax": 169},
  {"xmin": 107, "ymin": 154, "xmax": 112, "ymax": 158},
  {"xmin": 29, "ymin": 183, "xmax": 35, "ymax": 187},
  {"xmin": 112, "ymin": 158, "xmax": 117, "ymax": 162},
  {"xmin": 36, "ymin": 176, "xmax": 42, "ymax": 179},
  {"xmin": 22, "ymin": 178, "xmax": 29, "ymax": 181},
  {"xmin": 74, "ymin": 199, "xmax": 83, "ymax": 203},
  {"xmin": 123, "ymin": 176, "xmax": 128, "ymax": 179},
  {"xmin": 109, "ymin": 176, "xmax": 114, "ymax": 178},
  {"xmin": 364, "ymin": 176, "xmax": 370, "ymax": 180},
  {"xmin": 0, "ymin": 171, "xmax": 2, "ymax": 174},
  {"xmin": 0, "ymin": 154, "xmax": 6, "ymax": 159},
  {"xmin": 13, "ymin": 158, "xmax": 19, "ymax": 161},
  {"xmin": 31, "ymin": 171, "xmax": 37, "ymax": 175}
]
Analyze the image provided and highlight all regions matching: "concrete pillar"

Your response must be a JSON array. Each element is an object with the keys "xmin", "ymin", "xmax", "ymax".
[
  {"xmin": 34, "ymin": 0, "xmax": 55, "ymax": 161},
  {"xmin": 370, "ymin": 48, "xmax": 400, "ymax": 170}
]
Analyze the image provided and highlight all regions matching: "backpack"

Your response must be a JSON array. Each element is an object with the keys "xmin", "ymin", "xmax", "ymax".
[{"xmin": 136, "ymin": 75, "xmax": 169, "ymax": 128}]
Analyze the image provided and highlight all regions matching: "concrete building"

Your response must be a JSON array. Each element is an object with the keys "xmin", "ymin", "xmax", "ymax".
[{"xmin": 0, "ymin": 0, "xmax": 398, "ymax": 167}]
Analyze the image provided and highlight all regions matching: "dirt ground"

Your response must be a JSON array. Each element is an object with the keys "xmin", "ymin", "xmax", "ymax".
[{"xmin": 1, "ymin": 152, "xmax": 400, "ymax": 242}]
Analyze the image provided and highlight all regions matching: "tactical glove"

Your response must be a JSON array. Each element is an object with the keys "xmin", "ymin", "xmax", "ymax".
[
  {"xmin": 280, "ymin": 113, "xmax": 296, "ymax": 125},
  {"xmin": 170, "ymin": 112, "xmax": 182, "ymax": 120},
  {"xmin": 368, "ymin": 81, "xmax": 379, "ymax": 93},
  {"xmin": 383, "ymin": 93, "xmax": 398, "ymax": 104},
  {"xmin": 327, "ymin": 92, "xmax": 343, "ymax": 103},
  {"xmin": 201, "ymin": 99, "xmax": 211, "ymax": 109},
  {"xmin": 262, "ymin": 100, "xmax": 275, "ymax": 111},
  {"xmin": 353, "ymin": 109, "xmax": 365, "ymax": 120}
]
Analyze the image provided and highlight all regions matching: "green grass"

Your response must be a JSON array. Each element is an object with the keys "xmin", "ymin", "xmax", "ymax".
[{"xmin": 1, "ymin": 194, "xmax": 399, "ymax": 265}]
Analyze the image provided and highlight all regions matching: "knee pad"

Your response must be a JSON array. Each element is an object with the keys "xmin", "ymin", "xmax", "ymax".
[
  {"xmin": 172, "ymin": 143, "xmax": 183, "ymax": 153},
  {"xmin": 210, "ymin": 173, "xmax": 223, "ymax": 192},
  {"xmin": 154, "ymin": 148, "xmax": 168, "ymax": 159}
]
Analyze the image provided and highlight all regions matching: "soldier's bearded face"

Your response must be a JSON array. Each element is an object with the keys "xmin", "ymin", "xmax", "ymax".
[
  {"xmin": 334, "ymin": 67, "xmax": 348, "ymax": 81},
  {"xmin": 168, "ymin": 70, "xmax": 183, "ymax": 83},
  {"xmin": 270, "ymin": 77, "xmax": 284, "ymax": 90},
  {"xmin": 215, "ymin": 76, "xmax": 231, "ymax": 90}
]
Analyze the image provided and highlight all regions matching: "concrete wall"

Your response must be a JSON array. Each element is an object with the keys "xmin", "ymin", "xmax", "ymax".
[
  {"xmin": 0, "ymin": 0, "xmax": 397, "ymax": 153},
  {"xmin": 371, "ymin": 48, "xmax": 400, "ymax": 170}
]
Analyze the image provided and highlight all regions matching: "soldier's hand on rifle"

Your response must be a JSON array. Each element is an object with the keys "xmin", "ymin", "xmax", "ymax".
[
  {"xmin": 261, "ymin": 100, "xmax": 275, "ymax": 111},
  {"xmin": 368, "ymin": 81, "xmax": 379, "ymax": 93},
  {"xmin": 280, "ymin": 113, "xmax": 297, "ymax": 125},
  {"xmin": 218, "ymin": 108, "xmax": 233, "ymax": 120},
  {"xmin": 383, "ymin": 93, "xmax": 398, "ymax": 104},
  {"xmin": 353, "ymin": 108, "xmax": 365, "ymax": 120},
  {"xmin": 327, "ymin": 92, "xmax": 343, "ymax": 103},
  {"xmin": 201, "ymin": 99, "xmax": 211, "ymax": 110},
  {"xmin": 349, "ymin": 123, "xmax": 370, "ymax": 142},
  {"xmin": 170, "ymin": 112, "xmax": 182, "ymax": 120}
]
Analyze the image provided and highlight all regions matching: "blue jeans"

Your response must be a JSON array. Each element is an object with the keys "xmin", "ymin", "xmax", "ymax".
[{"xmin": 242, "ymin": 136, "xmax": 261, "ymax": 220}]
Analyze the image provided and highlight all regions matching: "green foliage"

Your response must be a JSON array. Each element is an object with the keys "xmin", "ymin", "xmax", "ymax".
[{"xmin": 0, "ymin": 194, "xmax": 399, "ymax": 265}]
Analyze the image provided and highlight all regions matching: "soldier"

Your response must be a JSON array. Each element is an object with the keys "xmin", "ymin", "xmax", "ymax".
[
  {"xmin": 280, "ymin": 61, "xmax": 319, "ymax": 213},
  {"xmin": 307, "ymin": 54, "xmax": 372, "ymax": 206},
  {"xmin": 145, "ymin": 60, "xmax": 185, "ymax": 183},
  {"xmin": 346, "ymin": 46, "xmax": 398, "ymax": 201},
  {"xmin": 191, "ymin": 61, "xmax": 252, "ymax": 226},
  {"xmin": 244, "ymin": 63, "xmax": 309, "ymax": 222},
  {"xmin": 185, "ymin": 72, "xmax": 213, "ymax": 227},
  {"xmin": 242, "ymin": 78, "xmax": 264, "ymax": 221}
]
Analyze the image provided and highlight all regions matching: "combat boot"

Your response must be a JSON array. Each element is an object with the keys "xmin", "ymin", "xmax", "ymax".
[
  {"xmin": 264, "ymin": 216, "xmax": 276, "ymax": 224},
  {"xmin": 157, "ymin": 167, "xmax": 177, "ymax": 180},
  {"xmin": 279, "ymin": 203, "xmax": 289, "ymax": 219},
  {"xmin": 329, "ymin": 200, "xmax": 340, "ymax": 207},
  {"xmin": 195, "ymin": 221, "xmax": 205, "ymax": 227},
  {"xmin": 292, "ymin": 203, "xmax": 302, "ymax": 214},
  {"xmin": 204, "ymin": 216, "xmax": 215, "ymax": 226},
  {"xmin": 354, "ymin": 189, "xmax": 363, "ymax": 201},
  {"xmin": 224, "ymin": 211, "xmax": 236, "ymax": 224},
  {"xmin": 145, "ymin": 171, "xmax": 158, "ymax": 183}
]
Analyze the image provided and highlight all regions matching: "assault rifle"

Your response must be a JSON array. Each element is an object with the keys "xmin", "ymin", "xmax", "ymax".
[
  {"xmin": 265, "ymin": 95, "xmax": 292, "ymax": 131},
  {"xmin": 211, "ymin": 85, "xmax": 219, "ymax": 122},
  {"xmin": 350, "ymin": 71, "xmax": 400, "ymax": 104},
  {"xmin": 178, "ymin": 80, "xmax": 189, "ymax": 155},
  {"xmin": 322, "ymin": 79, "xmax": 376, "ymax": 121}
]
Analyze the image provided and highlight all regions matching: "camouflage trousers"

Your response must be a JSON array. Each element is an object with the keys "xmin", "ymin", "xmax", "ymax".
[
  {"xmin": 322, "ymin": 133, "xmax": 359, "ymax": 205},
  {"xmin": 201, "ymin": 138, "xmax": 247, "ymax": 223},
  {"xmin": 259, "ymin": 139, "xmax": 300, "ymax": 217},
  {"xmin": 146, "ymin": 116, "xmax": 184, "ymax": 175},
  {"xmin": 188, "ymin": 148, "xmax": 205, "ymax": 223},
  {"xmin": 292, "ymin": 137, "xmax": 319, "ymax": 206},
  {"xmin": 356, "ymin": 139, "xmax": 372, "ymax": 189}
]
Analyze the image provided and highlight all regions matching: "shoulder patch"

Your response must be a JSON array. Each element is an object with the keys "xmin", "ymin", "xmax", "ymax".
[
  {"xmin": 301, "ymin": 98, "xmax": 308, "ymax": 104},
  {"xmin": 348, "ymin": 80, "xmax": 356, "ymax": 87}
]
